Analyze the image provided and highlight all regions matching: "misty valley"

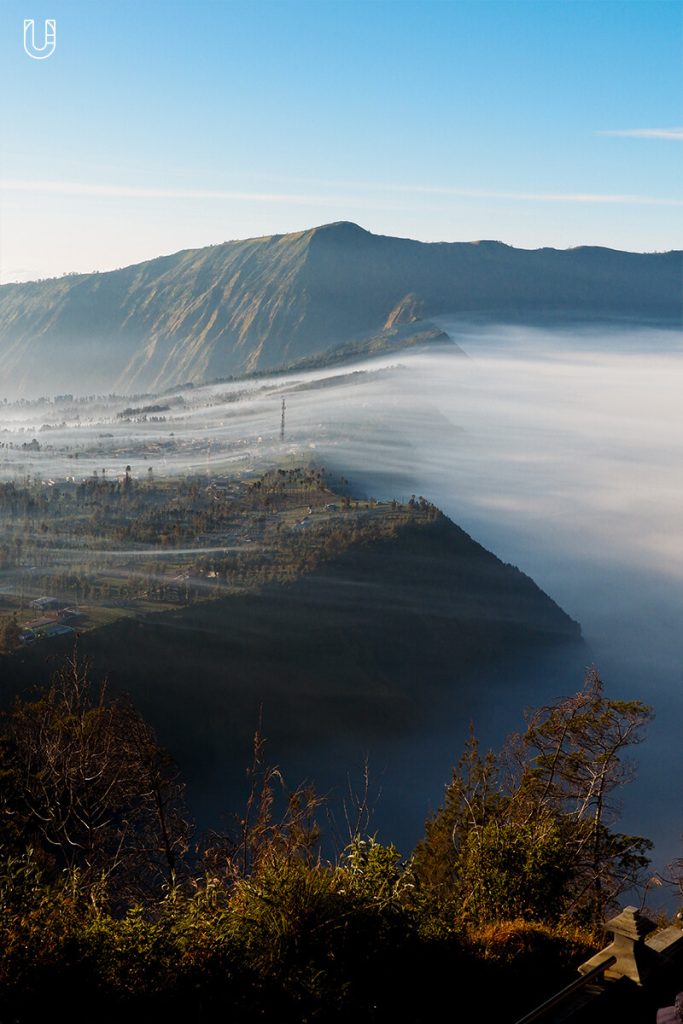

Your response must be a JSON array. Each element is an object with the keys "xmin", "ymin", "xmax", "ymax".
[
  {"xmin": 1, "ymin": 297, "xmax": 682, "ymax": 1021},
  {"xmin": 0, "ymin": 320, "xmax": 681, "ymax": 877}
]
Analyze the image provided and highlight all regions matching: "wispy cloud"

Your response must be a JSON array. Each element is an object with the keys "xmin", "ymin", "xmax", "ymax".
[
  {"xmin": 0, "ymin": 179, "xmax": 345, "ymax": 205},
  {"xmin": 383, "ymin": 184, "xmax": 683, "ymax": 207},
  {"xmin": 1, "ymin": 178, "xmax": 681, "ymax": 208},
  {"xmin": 597, "ymin": 128, "xmax": 683, "ymax": 141}
]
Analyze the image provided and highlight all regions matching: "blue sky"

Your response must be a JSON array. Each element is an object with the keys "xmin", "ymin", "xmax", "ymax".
[{"xmin": 0, "ymin": 0, "xmax": 681, "ymax": 281}]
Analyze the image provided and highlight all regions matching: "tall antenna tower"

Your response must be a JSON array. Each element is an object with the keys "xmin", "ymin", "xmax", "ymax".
[{"xmin": 280, "ymin": 398, "xmax": 286, "ymax": 442}]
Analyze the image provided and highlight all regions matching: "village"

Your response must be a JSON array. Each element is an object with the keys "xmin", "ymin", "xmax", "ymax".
[{"xmin": 0, "ymin": 462, "xmax": 435, "ymax": 651}]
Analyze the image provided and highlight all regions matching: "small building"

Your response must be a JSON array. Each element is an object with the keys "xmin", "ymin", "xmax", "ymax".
[
  {"xmin": 58, "ymin": 607, "xmax": 85, "ymax": 623},
  {"xmin": 23, "ymin": 616, "xmax": 56, "ymax": 630},
  {"xmin": 29, "ymin": 596, "xmax": 60, "ymax": 612},
  {"xmin": 32, "ymin": 622, "xmax": 76, "ymax": 640}
]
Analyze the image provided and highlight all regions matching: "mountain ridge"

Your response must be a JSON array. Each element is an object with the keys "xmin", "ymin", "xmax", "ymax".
[{"xmin": 0, "ymin": 221, "xmax": 680, "ymax": 397}]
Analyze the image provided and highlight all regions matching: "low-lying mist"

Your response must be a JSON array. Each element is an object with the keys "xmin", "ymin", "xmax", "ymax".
[{"xmin": 1, "ymin": 318, "xmax": 681, "ymax": 900}]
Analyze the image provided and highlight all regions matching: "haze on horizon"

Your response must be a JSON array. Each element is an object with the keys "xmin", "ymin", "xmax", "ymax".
[{"xmin": 0, "ymin": 0, "xmax": 681, "ymax": 282}]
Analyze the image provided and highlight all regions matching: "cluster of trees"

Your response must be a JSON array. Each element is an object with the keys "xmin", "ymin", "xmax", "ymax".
[
  {"xmin": 268, "ymin": 503, "xmax": 431, "ymax": 575},
  {"xmin": 0, "ymin": 481, "xmax": 52, "ymax": 518},
  {"xmin": 0, "ymin": 615, "xmax": 22, "ymax": 653},
  {"xmin": 0, "ymin": 657, "xmax": 662, "ymax": 1020},
  {"xmin": 250, "ymin": 466, "xmax": 331, "ymax": 503},
  {"xmin": 0, "ymin": 656, "xmax": 189, "ymax": 899},
  {"xmin": 117, "ymin": 404, "xmax": 171, "ymax": 419},
  {"xmin": 413, "ymin": 668, "xmax": 653, "ymax": 928}
]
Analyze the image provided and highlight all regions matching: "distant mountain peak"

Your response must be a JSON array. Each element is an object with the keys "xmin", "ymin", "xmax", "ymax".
[
  {"xmin": 314, "ymin": 220, "xmax": 368, "ymax": 231},
  {"xmin": 307, "ymin": 221, "xmax": 372, "ymax": 240}
]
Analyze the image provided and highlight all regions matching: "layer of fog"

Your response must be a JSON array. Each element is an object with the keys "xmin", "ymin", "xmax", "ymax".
[{"xmin": 1, "ymin": 320, "xmax": 682, "ymax": 899}]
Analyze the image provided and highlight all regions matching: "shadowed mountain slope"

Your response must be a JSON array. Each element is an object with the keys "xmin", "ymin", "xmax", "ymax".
[{"xmin": 0, "ymin": 508, "xmax": 582, "ymax": 825}]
